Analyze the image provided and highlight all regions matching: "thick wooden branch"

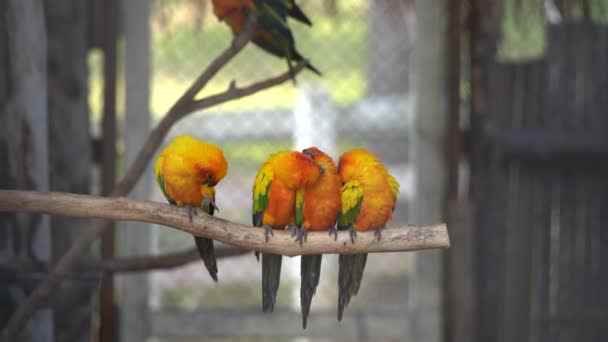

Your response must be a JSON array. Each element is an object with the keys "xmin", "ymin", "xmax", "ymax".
[{"xmin": 0, "ymin": 190, "xmax": 450, "ymax": 256}]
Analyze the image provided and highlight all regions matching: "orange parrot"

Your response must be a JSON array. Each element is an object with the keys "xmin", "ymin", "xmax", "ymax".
[
  {"xmin": 336, "ymin": 149, "xmax": 400, "ymax": 321},
  {"xmin": 155, "ymin": 135, "xmax": 228, "ymax": 281},
  {"xmin": 297, "ymin": 147, "xmax": 341, "ymax": 329},
  {"xmin": 211, "ymin": 0, "xmax": 321, "ymax": 77},
  {"xmin": 252, "ymin": 150, "xmax": 322, "ymax": 312}
]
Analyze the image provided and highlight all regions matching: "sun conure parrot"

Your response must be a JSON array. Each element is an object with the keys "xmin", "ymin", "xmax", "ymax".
[
  {"xmin": 297, "ymin": 147, "xmax": 341, "ymax": 329},
  {"xmin": 252, "ymin": 150, "xmax": 322, "ymax": 312},
  {"xmin": 211, "ymin": 0, "xmax": 321, "ymax": 77},
  {"xmin": 154, "ymin": 135, "xmax": 228, "ymax": 282},
  {"xmin": 336, "ymin": 149, "xmax": 400, "ymax": 321}
]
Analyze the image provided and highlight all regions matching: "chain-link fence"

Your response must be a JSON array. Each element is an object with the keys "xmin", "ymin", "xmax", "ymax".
[{"xmin": 143, "ymin": 0, "xmax": 415, "ymax": 339}]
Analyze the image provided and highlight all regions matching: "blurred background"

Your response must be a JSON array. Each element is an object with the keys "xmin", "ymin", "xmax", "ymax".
[{"xmin": 1, "ymin": 0, "xmax": 608, "ymax": 341}]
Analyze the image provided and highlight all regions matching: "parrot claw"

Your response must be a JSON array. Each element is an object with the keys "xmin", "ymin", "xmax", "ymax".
[
  {"xmin": 374, "ymin": 228, "xmax": 383, "ymax": 241},
  {"xmin": 329, "ymin": 227, "xmax": 338, "ymax": 241},
  {"xmin": 186, "ymin": 204, "xmax": 196, "ymax": 222},
  {"xmin": 286, "ymin": 225, "xmax": 300, "ymax": 238},
  {"xmin": 295, "ymin": 228, "xmax": 309, "ymax": 247},
  {"xmin": 263, "ymin": 225, "xmax": 274, "ymax": 243},
  {"xmin": 201, "ymin": 196, "xmax": 220, "ymax": 213},
  {"xmin": 348, "ymin": 227, "xmax": 357, "ymax": 244}
]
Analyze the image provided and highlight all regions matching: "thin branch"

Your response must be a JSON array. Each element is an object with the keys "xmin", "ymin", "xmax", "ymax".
[
  {"xmin": 87, "ymin": 246, "xmax": 248, "ymax": 273},
  {"xmin": 114, "ymin": 13, "xmax": 258, "ymax": 196},
  {"xmin": 0, "ymin": 14, "xmax": 311, "ymax": 341},
  {"xmin": 0, "ymin": 247, "xmax": 247, "ymax": 275},
  {"xmin": 0, "ymin": 191, "xmax": 451, "ymax": 256},
  {"xmin": 186, "ymin": 61, "xmax": 308, "ymax": 113}
]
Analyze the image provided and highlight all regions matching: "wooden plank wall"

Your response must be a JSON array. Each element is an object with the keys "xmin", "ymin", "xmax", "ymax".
[{"xmin": 470, "ymin": 22, "xmax": 608, "ymax": 342}]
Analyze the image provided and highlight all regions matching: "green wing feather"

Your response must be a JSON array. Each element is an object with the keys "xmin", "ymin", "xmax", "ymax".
[
  {"xmin": 156, "ymin": 173, "xmax": 176, "ymax": 205},
  {"xmin": 295, "ymin": 188, "xmax": 305, "ymax": 227},
  {"xmin": 255, "ymin": 0, "xmax": 312, "ymax": 26},
  {"xmin": 337, "ymin": 180, "xmax": 363, "ymax": 230},
  {"xmin": 252, "ymin": 165, "xmax": 274, "ymax": 227}
]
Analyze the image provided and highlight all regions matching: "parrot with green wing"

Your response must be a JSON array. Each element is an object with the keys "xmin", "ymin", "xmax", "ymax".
[
  {"xmin": 252, "ymin": 150, "xmax": 322, "ymax": 312},
  {"xmin": 155, "ymin": 135, "xmax": 228, "ymax": 282},
  {"xmin": 212, "ymin": 0, "xmax": 321, "ymax": 78},
  {"xmin": 336, "ymin": 149, "xmax": 400, "ymax": 321},
  {"xmin": 297, "ymin": 147, "xmax": 341, "ymax": 329}
]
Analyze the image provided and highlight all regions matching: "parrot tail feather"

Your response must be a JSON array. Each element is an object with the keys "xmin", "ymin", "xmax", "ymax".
[
  {"xmin": 337, "ymin": 253, "xmax": 368, "ymax": 321},
  {"xmin": 262, "ymin": 253, "xmax": 282, "ymax": 312},
  {"xmin": 292, "ymin": 50, "xmax": 322, "ymax": 77},
  {"xmin": 300, "ymin": 254, "xmax": 323, "ymax": 329},
  {"xmin": 194, "ymin": 236, "xmax": 218, "ymax": 282},
  {"xmin": 305, "ymin": 62, "xmax": 322, "ymax": 76},
  {"xmin": 288, "ymin": 6, "xmax": 312, "ymax": 26}
]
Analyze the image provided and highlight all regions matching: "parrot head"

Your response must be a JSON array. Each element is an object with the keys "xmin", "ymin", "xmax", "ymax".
[
  {"xmin": 338, "ymin": 148, "xmax": 379, "ymax": 182},
  {"xmin": 303, "ymin": 147, "xmax": 336, "ymax": 174},
  {"xmin": 195, "ymin": 146, "xmax": 228, "ymax": 202},
  {"xmin": 272, "ymin": 151, "xmax": 322, "ymax": 189}
]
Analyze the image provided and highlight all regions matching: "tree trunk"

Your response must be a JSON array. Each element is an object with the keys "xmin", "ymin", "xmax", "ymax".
[
  {"xmin": 408, "ymin": 0, "xmax": 448, "ymax": 341},
  {"xmin": 1, "ymin": 0, "xmax": 53, "ymax": 341},
  {"xmin": 45, "ymin": 0, "xmax": 95, "ymax": 341},
  {"xmin": 120, "ymin": 0, "xmax": 152, "ymax": 340}
]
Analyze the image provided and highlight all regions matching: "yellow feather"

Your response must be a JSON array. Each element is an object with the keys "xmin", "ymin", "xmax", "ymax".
[
  {"xmin": 340, "ymin": 180, "xmax": 363, "ymax": 215},
  {"xmin": 252, "ymin": 160, "xmax": 274, "ymax": 213},
  {"xmin": 387, "ymin": 174, "xmax": 400, "ymax": 200}
]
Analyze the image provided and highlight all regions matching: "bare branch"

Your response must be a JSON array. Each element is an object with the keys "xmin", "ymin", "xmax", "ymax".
[
  {"xmin": 1, "ymin": 246, "xmax": 247, "ymax": 275},
  {"xmin": 0, "ymin": 191, "xmax": 450, "ymax": 256},
  {"xmin": 87, "ymin": 246, "xmax": 248, "ymax": 273},
  {"xmin": 114, "ymin": 13, "xmax": 259, "ymax": 196}
]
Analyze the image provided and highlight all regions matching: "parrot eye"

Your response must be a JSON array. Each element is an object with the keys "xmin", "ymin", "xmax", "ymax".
[{"xmin": 303, "ymin": 149, "xmax": 315, "ymax": 159}]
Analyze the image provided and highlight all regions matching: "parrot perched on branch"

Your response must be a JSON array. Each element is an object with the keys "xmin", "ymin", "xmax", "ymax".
[
  {"xmin": 336, "ymin": 149, "xmax": 400, "ymax": 321},
  {"xmin": 252, "ymin": 150, "xmax": 322, "ymax": 312},
  {"xmin": 297, "ymin": 147, "xmax": 341, "ymax": 329},
  {"xmin": 211, "ymin": 0, "xmax": 321, "ymax": 77},
  {"xmin": 154, "ymin": 135, "xmax": 228, "ymax": 282}
]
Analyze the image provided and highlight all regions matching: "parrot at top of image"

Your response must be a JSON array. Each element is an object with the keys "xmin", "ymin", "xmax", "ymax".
[
  {"xmin": 211, "ymin": 0, "xmax": 321, "ymax": 80},
  {"xmin": 336, "ymin": 148, "xmax": 400, "ymax": 321},
  {"xmin": 298, "ymin": 146, "xmax": 341, "ymax": 329},
  {"xmin": 154, "ymin": 134, "xmax": 228, "ymax": 282},
  {"xmin": 251, "ymin": 150, "xmax": 322, "ymax": 313}
]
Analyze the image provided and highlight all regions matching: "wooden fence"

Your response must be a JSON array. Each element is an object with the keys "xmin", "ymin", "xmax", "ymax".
[{"xmin": 456, "ymin": 22, "xmax": 608, "ymax": 342}]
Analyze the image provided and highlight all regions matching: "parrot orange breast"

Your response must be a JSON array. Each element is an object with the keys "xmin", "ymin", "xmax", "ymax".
[
  {"xmin": 262, "ymin": 178, "xmax": 296, "ymax": 228},
  {"xmin": 272, "ymin": 151, "xmax": 321, "ymax": 190},
  {"xmin": 302, "ymin": 148, "xmax": 341, "ymax": 231}
]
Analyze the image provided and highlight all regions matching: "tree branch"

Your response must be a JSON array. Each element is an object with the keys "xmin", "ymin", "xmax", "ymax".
[
  {"xmin": 86, "ymin": 246, "xmax": 248, "ymax": 273},
  {"xmin": 0, "ymin": 190, "xmax": 450, "ymax": 256},
  {"xmin": 0, "ymin": 14, "xmax": 311, "ymax": 341},
  {"xmin": 0, "ymin": 247, "xmax": 247, "ymax": 276}
]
